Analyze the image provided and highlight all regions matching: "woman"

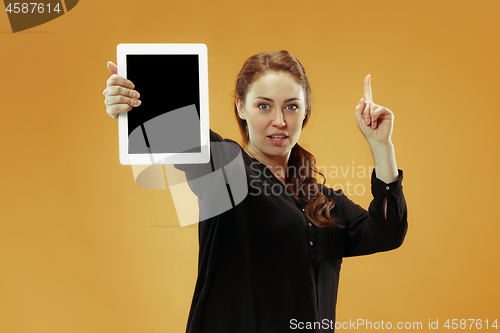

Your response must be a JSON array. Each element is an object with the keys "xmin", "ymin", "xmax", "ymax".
[{"xmin": 103, "ymin": 50, "xmax": 407, "ymax": 333}]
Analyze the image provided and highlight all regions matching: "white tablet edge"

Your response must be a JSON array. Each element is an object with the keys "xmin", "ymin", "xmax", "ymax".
[{"xmin": 117, "ymin": 43, "xmax": 210, "ymax": 165}]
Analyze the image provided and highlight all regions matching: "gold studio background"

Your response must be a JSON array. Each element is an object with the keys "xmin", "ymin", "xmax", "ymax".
[{"xmin": 1, "ymin": 0, "xmax": 499, "ymax": 332}]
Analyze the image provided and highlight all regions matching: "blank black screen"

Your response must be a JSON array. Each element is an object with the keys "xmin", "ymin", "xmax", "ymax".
[{"xmin": 126, "ymin": 54, "xmax": 201, "ymax": 154}]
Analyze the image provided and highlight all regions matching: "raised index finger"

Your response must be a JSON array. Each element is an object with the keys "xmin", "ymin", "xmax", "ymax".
[{"xmin": 364, "ymin": 74, "xmax": 372, "ymax": 103}]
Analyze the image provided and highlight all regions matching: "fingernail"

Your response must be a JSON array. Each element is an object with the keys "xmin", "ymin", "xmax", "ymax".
[
  {"xmin": 364, "ymin": 117, "xmax": 370, "ymax": 125},
  {"xmin": 133, "ymin": 92, "xmax": 138, "ymax": 99},
  {"xmin": 358, "ymin": 97, "xmax": 363, "ymax": 105},
  {"xmin": 135, "ymin": 99, "xmax": 141, "ymax": 106},
  {"xmin": 129, "ymin": 83, "xmax": 135, "ymax": 89}
]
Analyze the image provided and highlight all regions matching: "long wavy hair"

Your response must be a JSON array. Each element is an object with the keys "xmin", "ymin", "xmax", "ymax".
[{"xmin": 234, "ymin": 50, "xmax": 343, "ymax": 228}]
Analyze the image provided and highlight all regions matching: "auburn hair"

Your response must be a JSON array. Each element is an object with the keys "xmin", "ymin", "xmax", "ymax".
[{"xmin": 234, "ymin": 50, "xmax": 343, "ymax": 228}]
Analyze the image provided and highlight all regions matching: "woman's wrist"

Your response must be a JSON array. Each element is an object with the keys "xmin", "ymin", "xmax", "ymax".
[{"xmin": 369, "ymin": 141, "xmax": 399, "ymax": 184}]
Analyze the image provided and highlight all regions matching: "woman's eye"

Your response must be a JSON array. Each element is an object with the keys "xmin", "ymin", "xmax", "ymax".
[
  {"xmin": 286, "ymin": 104, "xmax": 298, "ymax": 111},
  {"xmin": 258, "ymin": 104, "xmax": 270, "ymax": 110}
]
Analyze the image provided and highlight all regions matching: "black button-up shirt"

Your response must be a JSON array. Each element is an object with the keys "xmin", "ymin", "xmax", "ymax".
[{"xmin": 179, "ymin": 131, "xmax": 408, "ymax": 333}]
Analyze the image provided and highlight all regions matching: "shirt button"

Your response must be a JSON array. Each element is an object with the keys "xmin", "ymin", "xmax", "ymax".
[
  {"xmin": 302, "ymin": 208, "xmax": 305, "ymax": 212},
  {"xmin": 309, "ymin": 241, "xmax": 313, "ymax": 246},
  {"xmin": 386, "ymin": 185, "xmax": 390, "ymax": 191},
  {"xmin": 308, "ymin": 222, "xmax": 312, "ymax": 227}
]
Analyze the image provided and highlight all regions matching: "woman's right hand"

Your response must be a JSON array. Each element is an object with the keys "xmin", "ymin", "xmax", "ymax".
[{"xmin": 103, "ymin": 61, "xmax": 141, "ymax": 119}]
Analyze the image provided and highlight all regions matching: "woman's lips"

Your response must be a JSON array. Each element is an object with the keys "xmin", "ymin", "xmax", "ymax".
[{"xmin": 267, "ymin": 135, "xmax": 288, "ymax": 146}]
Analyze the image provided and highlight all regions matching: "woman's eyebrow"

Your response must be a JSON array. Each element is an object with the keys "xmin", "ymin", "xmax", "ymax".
[{"xmin": 255, "ymin": 97, "xmax": 300, "ymax": 102}]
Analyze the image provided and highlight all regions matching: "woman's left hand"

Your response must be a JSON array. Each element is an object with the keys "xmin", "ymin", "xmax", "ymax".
[{"xmin": 355, "ymin": 75, "xmax": 394, "ymax": 145}]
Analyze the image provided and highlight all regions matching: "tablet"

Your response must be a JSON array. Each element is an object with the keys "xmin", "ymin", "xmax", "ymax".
[{"xmin": 117, "ymin": 43, "xmax": 210, "ymax": 165}]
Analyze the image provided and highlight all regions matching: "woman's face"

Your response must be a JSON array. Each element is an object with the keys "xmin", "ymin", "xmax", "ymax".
[{"xmin": 237, "ymin": 71, "xmax": 307, "ymax": 161}]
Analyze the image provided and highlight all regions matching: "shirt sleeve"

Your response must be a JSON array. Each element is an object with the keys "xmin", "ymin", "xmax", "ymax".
[
  {"xmin": 172, "ymin": 130, "xmax": 245, "ymax": 205},
  {"xmin": 339, "ymin": 169, "xmax": 408, "ymax": 257},
  {"xmin": 173, "ymin": 130, "xmax": 224, "ymax": 177}
]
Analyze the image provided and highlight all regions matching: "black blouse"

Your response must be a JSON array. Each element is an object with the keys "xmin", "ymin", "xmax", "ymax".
[{"xmin": 177, "ymin": 131, "xmax": 408, "ymax": 333}]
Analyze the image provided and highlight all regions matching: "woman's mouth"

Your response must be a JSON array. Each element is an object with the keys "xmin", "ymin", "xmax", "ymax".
[{"xmin": 267, "ymin": 135, "xmax": 288, "ymax": 146}]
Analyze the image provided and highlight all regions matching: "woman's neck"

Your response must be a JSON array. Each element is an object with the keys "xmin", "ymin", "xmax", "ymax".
[{"xmin": 245, "ymin": 144, "xmax": 290, "ymax": 184}]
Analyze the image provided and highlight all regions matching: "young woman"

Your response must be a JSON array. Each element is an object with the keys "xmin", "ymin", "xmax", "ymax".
[{"xmin": 103, "ymin": 50, "xmax": 408, "ymax": 333}]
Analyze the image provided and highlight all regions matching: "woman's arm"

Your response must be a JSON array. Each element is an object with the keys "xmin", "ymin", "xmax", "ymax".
[
  {"xmin": 355, "ymin": 74, "xmax": 400, "ymax": 218},
  {"xmin": 336, "ymin": 169, "xmax": 407, "ymax": 257},
  {"xmin": 369, "ymin": 141, "xmax": 398, "ymax": 219}
]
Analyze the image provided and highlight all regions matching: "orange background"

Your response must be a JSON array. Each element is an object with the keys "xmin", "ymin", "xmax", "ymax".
[{"xmin": 1, "ymin": 0, "xmax": 499, "ymax": 332}]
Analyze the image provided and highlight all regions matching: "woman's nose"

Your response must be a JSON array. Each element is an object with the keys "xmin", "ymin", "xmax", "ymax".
[{"xmin": 271, "ymin": 110, "xmax": 286, "ymax": 128}]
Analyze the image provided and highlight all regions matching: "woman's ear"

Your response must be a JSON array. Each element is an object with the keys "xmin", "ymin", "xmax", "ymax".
[{"xmin": 236, "ymin": 97, "xmax": 245, "ymax": 120}]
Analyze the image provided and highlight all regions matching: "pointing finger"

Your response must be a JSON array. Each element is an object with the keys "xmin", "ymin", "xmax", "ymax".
[{"xmin": 364, "ymin": 74, "xmax": 372, "ymax": 103}]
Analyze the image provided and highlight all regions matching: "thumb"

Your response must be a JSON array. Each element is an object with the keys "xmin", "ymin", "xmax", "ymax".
[{"xmin": 107, "ymin": 61, "xmax": 117, "ymax": 75}]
